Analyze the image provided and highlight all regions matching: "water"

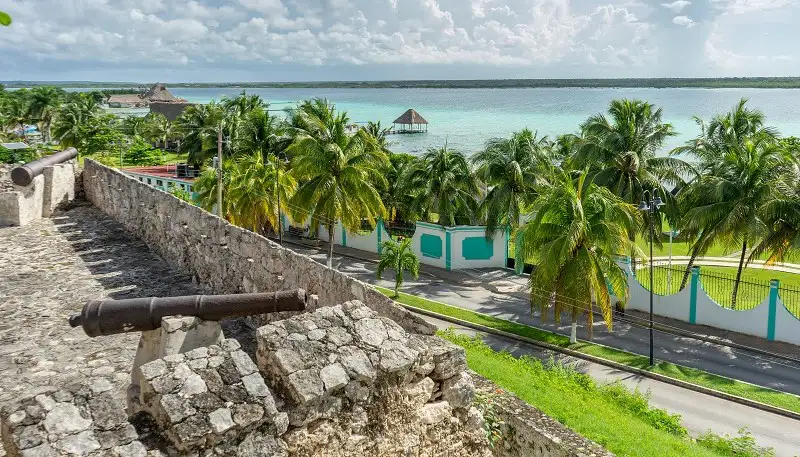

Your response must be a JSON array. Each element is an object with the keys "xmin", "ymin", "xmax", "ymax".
[{"xmin": 123, "ymin": 87, "xmax": 800, "ymax": 155}]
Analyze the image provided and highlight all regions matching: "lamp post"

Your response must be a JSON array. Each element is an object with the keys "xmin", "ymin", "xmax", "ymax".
[{"xmin": 638, "ymin": 191, "xmax": 665, "ymax": 367}]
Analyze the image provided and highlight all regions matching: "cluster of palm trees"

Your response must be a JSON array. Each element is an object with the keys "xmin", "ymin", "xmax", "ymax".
[{"xmin": 6, "ymin": 86, "xmax": 800, "ymax": 340}]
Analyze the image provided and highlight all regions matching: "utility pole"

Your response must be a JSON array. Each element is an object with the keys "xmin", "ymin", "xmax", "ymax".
[
  {"xmin": 276, "ymin": 158, "xmax": 283, "ymax": 246},
  {"xmin": 216, "ymin": 123, "xmax": 223, "ymax": 218}
]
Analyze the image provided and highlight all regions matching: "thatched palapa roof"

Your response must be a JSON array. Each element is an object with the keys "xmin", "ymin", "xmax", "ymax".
[
  {"xmin": 393, "ymin": 109, "xmax": 428, "ymax": 125},
  {"xmin": 143, "ymin": 83, "xmax": 182, "ymax": 102}
]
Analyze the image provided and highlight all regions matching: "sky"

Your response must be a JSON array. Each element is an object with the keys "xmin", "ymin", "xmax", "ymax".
[{"xmin": 0, "ymin": 0, "xmax": 798, "ymax": 82}]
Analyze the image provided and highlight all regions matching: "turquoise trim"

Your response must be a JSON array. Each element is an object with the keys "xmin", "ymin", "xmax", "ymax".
[
  {"xmin": 768, "ymin": 279, "xmax": 779, "ymax": 341},
  {"xmin": 416, "ymin": 221, "xmax": 446, "ymax": 231},
  {"xmin": 462, "ymin": 236, "xmax": 494, "ymax": 260},
  {"xmin": 445, "ymin": 231, "xmax": 452, "ymax": 270},
  {"xmin": 689, "ymin": 267, "xmax": 699, "ymax": 324},
  {"xmin": 341, "ymin": 225, "xmax": 347, "ymax": 247},
  {"xmin": 377, "ymin": 218, "xmax": 383, "ymax": 254},
  {"xmin": 420, "ymin": 234, "xmax": 443, "ymax": 258},
  {"xmin": 505, "ymin": 226, "xmax": 510, "ymax": 262}
]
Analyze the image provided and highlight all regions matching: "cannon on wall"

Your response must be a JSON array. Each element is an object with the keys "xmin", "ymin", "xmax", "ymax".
[
  {"xmin": 11, "ymin": 147, "xmax": 79, "ymax": 186},
  {"xmin": 69, "ymin": 289, "xmax": 309, "ymax": 337}
]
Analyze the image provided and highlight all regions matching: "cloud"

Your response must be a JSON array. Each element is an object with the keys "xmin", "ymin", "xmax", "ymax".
[
  {"xmin": 0, "ymin": 0, "xmax": 799, "ymax": 80},
  {"xmin": 672, "ymin": 15, "xmax": 696, "ymax": 27},
  {"xmin": 661, "ymin": 1, "xmax": 691, "ymax": 13}
]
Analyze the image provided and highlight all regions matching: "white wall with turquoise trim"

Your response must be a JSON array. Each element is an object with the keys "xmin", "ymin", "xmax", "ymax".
[
  {"xmin": 620, "ymin": 261, "xmax": 800, "ymax": 346},
  {"xmin": 448, "ymin": 226, "xmax": 507, "ymax": 269},
  {"xmin": 306, "ymin": 220, "xmax": 390, "ymax": 254},
  {"xmin": 124, "ymin": 171, "xmax": 195, "ymax": 194},
  {"xmin": 412, "ymin": 222, "xmax": 448, "ymax": 270},
  {"xmin": 773, "ymin": 294, "xmax": 800, "ymax": 345}
]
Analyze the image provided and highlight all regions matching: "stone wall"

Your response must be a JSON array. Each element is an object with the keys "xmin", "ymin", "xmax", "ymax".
[
  {"xmin": 82, "ymin": 159, "xmax": 433, "ymax": 335},
  {"xmin": 42, "ymin": 160, "xmax": 77, "ymax": 218},
  {"xmin": 473, "ymin": 376, "xmax": 614, "ymax": 457},
  {"xmin": 1, "ymin": 302, "xmax": 490, "ymax": 457},
  {"xmin": 0, "ymin": 175, "xmax": 43, "ymax": 227}
]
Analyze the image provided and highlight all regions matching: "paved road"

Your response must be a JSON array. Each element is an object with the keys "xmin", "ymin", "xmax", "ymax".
[
  {"xmin": 282, "ymin": 242, "xmax": 800, "ymax": 397},
  {"xmin": 420, "ymin": 315, "xmax": 800, "ymax": 457}
]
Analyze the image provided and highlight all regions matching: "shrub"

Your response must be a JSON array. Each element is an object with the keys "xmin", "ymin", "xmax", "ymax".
[
  {"xmin": 124, "ymin": 137, "xmax": 162, "ymax": 166},
  {"xmin": 696, "ymin": 428, "xmax": 775, "ymax": 457}
]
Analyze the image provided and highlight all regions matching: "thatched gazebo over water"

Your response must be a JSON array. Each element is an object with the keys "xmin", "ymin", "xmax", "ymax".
[{"xmin": 391, "ymin": 109, "xmax": 428, "ymax": 134}]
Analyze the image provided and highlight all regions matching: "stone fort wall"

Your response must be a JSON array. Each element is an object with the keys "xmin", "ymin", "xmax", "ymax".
[
  {"xmin": 71, "ymin": 159, "xmax": 614, "ymax": 457},
  {"xmin": 82, "ymin": 159, "xmax": 433, "ymax": 335}
]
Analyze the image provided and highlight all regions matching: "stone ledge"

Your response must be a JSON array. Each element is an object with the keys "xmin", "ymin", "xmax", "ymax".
[{"xmin": 473, "ymin": 375, "xmax": 615, "ymax": 457}]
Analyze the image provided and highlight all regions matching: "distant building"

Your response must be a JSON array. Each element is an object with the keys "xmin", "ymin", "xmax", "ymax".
[
  {"xmin": 149, "ymin": 101, "xmax": 193, "ymax": 121},
  {"xmin": 123, "ymin": 165, "xmax": 198, "ymax": 196},
  {"xmin": 107, "ymin": 83, "xmax": 187, "ymax": 108}
]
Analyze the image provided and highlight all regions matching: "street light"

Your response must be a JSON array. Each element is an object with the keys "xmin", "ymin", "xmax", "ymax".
[{"xmin": 638, "ymin": 191, "xmax": 665, "ymax": 367}]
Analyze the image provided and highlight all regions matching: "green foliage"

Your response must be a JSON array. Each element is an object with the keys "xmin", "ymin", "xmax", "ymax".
[
  {"xmin": 168, "ymin": 185, "xmax": 194, "ymax": 204},
  {"xmin": 517, "ymin": 170, "xmax": 643, "ymax": 338},
  {"xmin": 124, "ymin": 137, "xmax": 162, "ymax": 166},
  {"xmin": 287, "ymin": 98, "xmax": 388, "ymax": 267},
  {"xmin": 0, "ymin": 146, "xmax": 38, "ymax": 164},
  {"xmin": 376, "ymin": 238, "xmax": 419, "ymax": 295},
  {"xmin": 399, "ymin": 144, "xmax": 478, "ymax": 225},
  {"xmin": 472, "ymin": 390, "xmax": 505, "ymax": 447},
  {"xmin": 438, "ymin": 330, "xmax": 725, "ymax": 457},
  {"xmin": 0, "ymin": 11, "xmax": 10, "ymax": 26},
  {"xmin": 696, "ymin": 429, "xmax": 776, "ymax": 457},
  {"xmin": 472, "ymin": 128, "xmax": 551, "ymax": 235}
]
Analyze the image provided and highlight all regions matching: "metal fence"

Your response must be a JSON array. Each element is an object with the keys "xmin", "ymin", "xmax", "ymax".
[{"xmin": 632, "ymin": 262, "xmax": 688, "ymax": 296}]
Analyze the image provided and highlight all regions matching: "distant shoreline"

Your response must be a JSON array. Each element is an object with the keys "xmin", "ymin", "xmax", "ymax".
[{"xmin": 4, "ymin": 78, "xmax": 800, "ymax": 90}]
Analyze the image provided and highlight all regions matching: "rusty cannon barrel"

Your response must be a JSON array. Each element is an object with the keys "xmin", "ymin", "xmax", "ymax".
[
  {"xmin": 69, "ymin": 289, "xmax": 308, "ymax": 337},
  {"xmin": 11, "ymin": 147, "xmax": 79, "ymax": 186}
]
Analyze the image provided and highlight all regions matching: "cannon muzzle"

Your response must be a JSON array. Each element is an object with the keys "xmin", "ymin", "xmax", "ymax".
[
  {"xmin": 11, "ymin": 147, "xmax": 79, "ymax": 186},
  {"xmin": 69, "ymin": 289, "xmax": 308, "ymax": 337}
]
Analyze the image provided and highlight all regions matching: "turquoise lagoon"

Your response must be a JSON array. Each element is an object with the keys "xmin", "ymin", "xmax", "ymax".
[{"xmin": 158, "ymin": 87, "xmax": 800, "ymax": 155}]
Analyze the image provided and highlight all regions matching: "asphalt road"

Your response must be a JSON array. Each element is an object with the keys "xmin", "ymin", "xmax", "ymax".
[
  {"xmin": 420, "ymin": 315, "xmax": 800, "ymax": 457},
  {"xmin": 286, "ymin": 244, "xmax": 800, "ymax": 397}
]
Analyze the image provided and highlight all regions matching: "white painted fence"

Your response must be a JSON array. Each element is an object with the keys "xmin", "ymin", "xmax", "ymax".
[{"xmin": 621, "ymin": 261, "xmax": 800, "ymax": 346}]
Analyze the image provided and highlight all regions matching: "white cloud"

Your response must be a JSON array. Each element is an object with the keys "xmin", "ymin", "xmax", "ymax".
[
  {"xmin": 672, "ymin": 15, "xmax": 696, "ymax": 27},
  {"xmin": 1, "ymin": 0, "xmax": 799, "ymax": 79},
  {"xmin": 661, "ymin": 1, "xmax": 690, "ymax": 13}
]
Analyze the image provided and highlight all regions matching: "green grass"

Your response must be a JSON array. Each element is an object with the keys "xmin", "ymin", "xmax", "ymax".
[
  {"xmin": 376, "ymin": 286, "xmax": 800, "ymax": 415},
  {"xmin": 444, "ymin": 331, "xmax": 729, "ymax": 457}
]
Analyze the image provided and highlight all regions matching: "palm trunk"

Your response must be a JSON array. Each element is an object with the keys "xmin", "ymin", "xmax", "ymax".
[
  {"xmin": 679, "ymin": 248, "xmax": 700, "ymax": 290},
  {"xmin": 570, "ymin": 318, "xmax": 577, "ymax": 344},
  {"xmin": 395, "ymin": 270, "xmax": 403, "ymax": 297},
  {"xmin": 731, "ymin": 240, "xmax": 748, "ymax": 309},
  {"xmin": 327, "ymin": 224, "xmax": 335, "ymax": 268}
]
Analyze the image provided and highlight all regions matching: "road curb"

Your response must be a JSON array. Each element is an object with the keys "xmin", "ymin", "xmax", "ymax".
[{"xmin": 400, "ymin": 303, "xmax": 800, "ymax": 423}]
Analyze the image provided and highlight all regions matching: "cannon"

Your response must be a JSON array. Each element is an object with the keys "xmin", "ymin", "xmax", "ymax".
[
  {"xmin": 11, "ymin": 147, "xmax": 79, "ymax": 186},
  {"xmin": 69, "ymin": 289, "xmax": 308, "ymax": 337}
]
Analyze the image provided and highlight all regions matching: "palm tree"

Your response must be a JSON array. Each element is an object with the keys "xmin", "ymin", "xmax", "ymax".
[
  {"xmin": 382, "ymin": 152, "xmax": 417, "ymax": 226},
  {"xmin": 235, "ymin": 106, "xmax": 294, "ymax": 242},
  {"xmin": 577, "ymin": 99, "xmax": 690, "ymax": 246},
  {"xmin": 1, "ymin": 94, "xmax": 27, "ymax": 140},
  {"xmin": 226, "ymin": 152, "xmax": 297, "ymax": 234},
  {"xmin": 146, "ymin": 113, "xmax": 174, "ymax": 160},
  {"xmin": 222, "ymin": 91, "xmax": 265, "ymax": 147},
  {"xmin": 363, "ymin": 121, "xmax": 392, "ymax": 154},
  {"xmin": 517, "ymin": 170, "xmax": 642, "ymax": 343},
  {"xmin": 673, "ymin": 99, "xmax": 781, "ymax": 291},
  {"xmin": 472, "ymin": 129, "xmax": 550, "ymax": 236},
  {"xmin": 119, "ymin": 115, "xmax": 148, "ymax": 138},
  {"xmin": 176, "ymin": 102, "xmax": 226, "ymax": 166},
  {"xmin": 287, "ymin": 99, "xmax": 389, "ymax": 267},
  {"xmin": 679, "ymin": 134, "xmax": 789, "ymax": 307},
  {"xmin": 26, "ymin": 86, "xmax": 63, "ymax": 143},
  {"xmin": 399, "ymin": 144, "xmax": 479, "ymax": 226},
  {"xmin": 377, "ymin": 238, "xmax": 420, "ymax": 296},
  {"xmin": 51, "ymin": 95, "xmax": 100, "ymax": 149}
]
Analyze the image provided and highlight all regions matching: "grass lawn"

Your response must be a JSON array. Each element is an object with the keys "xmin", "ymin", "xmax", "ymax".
[
  {"xmin": 447, "ymin": 332, "xmax": 729, "ymax": 457},
  {"xmin": 375, "ymin": 286, "xmax": 800, "ymax": 415}
]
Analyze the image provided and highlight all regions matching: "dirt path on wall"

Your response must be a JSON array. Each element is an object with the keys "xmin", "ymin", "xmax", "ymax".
[{"xmin": 0, "ymin": 204, "xmax": 203, "ymax": 456}]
